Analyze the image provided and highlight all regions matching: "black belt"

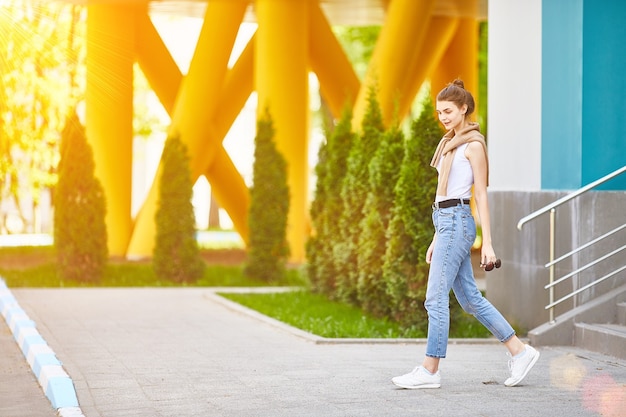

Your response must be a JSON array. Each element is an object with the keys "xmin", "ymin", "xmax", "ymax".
[{"xmin": 432, "ymin": 198, "xmax": 470, "ymax": 209}]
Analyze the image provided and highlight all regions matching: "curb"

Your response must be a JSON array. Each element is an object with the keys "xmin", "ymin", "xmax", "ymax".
[{"xmin": 0, "ymin": 278, "xmax": 84, "ymax": 417}]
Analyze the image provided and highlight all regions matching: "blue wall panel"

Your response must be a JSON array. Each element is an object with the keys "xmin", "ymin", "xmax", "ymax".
[
  {"xmin": 581, "ymin": 0, "xmax": 626, "ymax": 190},
  {"xmin": 541, "ymin": 0, "xmax": 583, "ymax": 190}
]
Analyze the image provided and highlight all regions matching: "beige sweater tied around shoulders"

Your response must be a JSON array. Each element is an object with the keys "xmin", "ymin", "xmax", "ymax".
[{"xmin": 430, "ymin": 122, "xmax": 489, "ymax": 197}]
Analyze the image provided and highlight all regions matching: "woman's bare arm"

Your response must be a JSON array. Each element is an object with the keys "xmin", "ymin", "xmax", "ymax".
[{"xmin": 466, "ymin": 142, "xmax": 496, "ymax": 266}]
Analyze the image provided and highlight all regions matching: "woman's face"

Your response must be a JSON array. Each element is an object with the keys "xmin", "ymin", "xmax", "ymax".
[{"xmin": 436, "ymin": 100, "xmax": 467, "ymax": 131}]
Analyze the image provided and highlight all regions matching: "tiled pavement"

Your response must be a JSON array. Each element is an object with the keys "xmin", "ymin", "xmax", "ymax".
[{"xmin": 2, "ymin": 286, "xmax": 625, "ymax": 417}]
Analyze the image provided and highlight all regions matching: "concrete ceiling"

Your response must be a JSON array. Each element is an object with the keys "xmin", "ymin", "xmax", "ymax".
[{"xmin": 67, "ymin": 0, "xmax": 487, "ymax": 25}]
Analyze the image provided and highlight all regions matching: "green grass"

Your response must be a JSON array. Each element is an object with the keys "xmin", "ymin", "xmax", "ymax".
[
  {"xmin": 0, "ymin": 245, "xmax": 56, "ymax": 262},
  {"xmin": 0, "ymin": 263, "xmax": 306, "ymax": 288},
  {"xmin": 220, "ymin": 290, "xmax": 427, "ymax": 338},
  {"xmin": 0, "ymin": 245, "xmax": 305, "ymax": 288},
  {"xmin": 219, "ymin": 290, "xmax": 492, "ymax": 339}
]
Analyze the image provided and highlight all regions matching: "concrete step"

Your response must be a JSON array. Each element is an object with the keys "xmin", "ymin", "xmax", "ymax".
[
  {"xmin": 618, "ymin": 302, "xmax": 626, "ymax": 326},
  {"xmin": 574, "ymin": 322, "xmax": 626, "ymax": 360}
]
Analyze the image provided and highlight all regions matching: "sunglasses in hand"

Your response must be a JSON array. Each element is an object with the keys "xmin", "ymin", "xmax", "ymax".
[{"xmin": 480, "ymin": 259, "xmax": 502, "ymax": 272}]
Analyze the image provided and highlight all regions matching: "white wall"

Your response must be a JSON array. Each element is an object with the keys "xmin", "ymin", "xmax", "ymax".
[{"xmin": 488, "ymin": 0, "xmax": 542, "ymax": 191}]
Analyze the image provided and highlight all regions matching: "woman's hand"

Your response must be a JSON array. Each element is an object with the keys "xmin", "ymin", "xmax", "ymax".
[
  {"xmin": 480, "ymin": 242, "xmax": 497, "ymax": 269},
  {"xmin": 426, "ymin": 235, "xmax": 436, "ymax": 264}
]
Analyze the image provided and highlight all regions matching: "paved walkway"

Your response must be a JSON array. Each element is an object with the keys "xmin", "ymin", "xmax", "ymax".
[
  {"xmin": 0, "ymin": 313, "xmax": 57, "ymax": 417},
  {"xmin": 2, "ymin": 287, "xmax": 626, "ymax": 417}
]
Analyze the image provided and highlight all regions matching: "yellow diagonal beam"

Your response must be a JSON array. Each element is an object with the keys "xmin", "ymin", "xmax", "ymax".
[
  {"xmin": 309, "ymin": 2, "xmax": 360, "ymax": 118},
  {"xmin": 135, "ymin": 12, "xmax": 181, "ymax": 114},
  {"xmin": 127, "ymin": 0, "xmax": 250, "ymax": 257},
  {"xmin": 213, "ymin": 33, "xmax": 256, "ymax": 140},
  {"xmin": 205, "ymin": 148, "xmax": 251, "ymax": 243},
  {"xmin": 205, "ymin": 36, "xmax": 256, "ymax": 244},
  {"xmin": 129, "ymin": 28, "xmax": 255, "ymax": 256},
  {"xmin": 398, "ymin": 16, "xmax": 458, "ymax": 118},
  {"xmin": 171, "ymin": 0, "xmax": 249, "ymax": 177},
  {"xmin": 430, "ymin": 16, "xmax": 479, "ymax": 105}
]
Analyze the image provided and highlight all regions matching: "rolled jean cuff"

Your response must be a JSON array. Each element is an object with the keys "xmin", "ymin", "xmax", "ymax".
[
  {"xmin": 501, "ymin": 331, "xmax": 516, "ymax": 343},
  {"xmin": 425, "ymin": 353, "xmax": 446, "ymax": 359}
]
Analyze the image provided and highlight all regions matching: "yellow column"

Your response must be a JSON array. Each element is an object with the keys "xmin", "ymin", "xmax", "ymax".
[
  {"xmin": 255, "ymin": 0, "xmax": 309, "ymax": 262},
  {"xmin": 85, "ymin": 5, "xmax": 135, "ymax": 256},
  {"xmin": 353, "ymin": 0, "xmax": 436, "ymax": 128},
  {"xmin": 430, "ymin": 17, "xmax": 479, "ymax": 104}
]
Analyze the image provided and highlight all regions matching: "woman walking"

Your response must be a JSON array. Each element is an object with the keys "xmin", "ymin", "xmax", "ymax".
[{"xmin": 392, "ymin": 79, "xmax": 539, "ymax": 389}]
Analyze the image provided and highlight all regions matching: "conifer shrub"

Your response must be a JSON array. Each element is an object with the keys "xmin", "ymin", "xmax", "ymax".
[
  {"xmin": 244, "ymin": 109, "xmax": 290, "ymax": 283},
  {"xmin": 153, "ymin": 134, "xmax": 205, "ymax": 283},
  {"xmin": 357, "ymin": 124, "xmax": 405, "ymax": 316},
  {"xmin": 306, "ymin": 131, "xmax": 330, "ymax": 292},
  {"xmin": 55, "ymin": 113, "xmax": 107, "ymax": 283},
  {"xmin": 334, "ymin": 86, "xmax": 384, "ymax": 303},
  {"xmin": 306, "ymin": 107, "xmax": 355, "ymax": 296},
  {"xmin": 382, "ymin": 96, "xmax": 443, "ymax": 327}
]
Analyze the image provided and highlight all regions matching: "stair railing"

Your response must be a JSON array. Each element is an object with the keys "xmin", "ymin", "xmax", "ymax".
[{"xmin": 517, "ymin": 165, "xmax": 626, "ymax": 323}]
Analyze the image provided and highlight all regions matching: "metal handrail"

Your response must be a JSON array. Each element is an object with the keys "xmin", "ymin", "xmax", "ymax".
[
  {"xmin": 545, "ymin": 244, "xmax": 626, "ymax": 289},
  {"xmin": 545, "ymin": 223, "xmax": 626, "ymax": 268},
  {"xmin": 517, "ymin": 165, "xmax": 626, "ymax": 323},
  {"xmin": 546, "ymin": 265, "xmax": 626, "ymax": 310},
  {"xmin": 517, "ymin": 165, "xmax": 626, "ymax": 230}
]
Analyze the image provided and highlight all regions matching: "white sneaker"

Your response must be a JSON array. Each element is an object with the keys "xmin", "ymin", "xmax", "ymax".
[
  {"xmin": 505, "ymin": 344, "xmax": 540, "ymax": 387},
  {"xmin": 392, "ymin": 366, "xmax": 441, "ymax": 389}
]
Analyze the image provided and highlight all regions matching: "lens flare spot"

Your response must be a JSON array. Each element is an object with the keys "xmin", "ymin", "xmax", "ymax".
[
  {"xmin": 549, "ymin": 353, "xmax": 586, "ymax": 391},
  {"xmin": 582, "ymin": 374, "xmax": 626, "ymax": 417}
]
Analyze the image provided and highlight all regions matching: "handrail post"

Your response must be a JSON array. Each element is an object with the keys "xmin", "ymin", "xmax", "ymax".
[{"xmin": 549, "ymin": 208, "xmax": 556, "ymax": 324}]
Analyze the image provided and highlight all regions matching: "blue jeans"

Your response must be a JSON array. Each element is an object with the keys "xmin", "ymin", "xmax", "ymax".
[{"xmin": 425, "ymin": 203, "xmax": 515, "ymax": 358}]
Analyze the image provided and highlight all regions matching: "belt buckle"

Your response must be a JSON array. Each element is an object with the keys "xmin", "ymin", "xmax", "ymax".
[{"xmin": 432, "ymin": 201, "xmax": 439, "ymax": 210}]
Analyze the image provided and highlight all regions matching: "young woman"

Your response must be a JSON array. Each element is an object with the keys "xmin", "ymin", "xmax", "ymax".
[{"xmin": 392, "ymin": 79, "xmax": 539, "ymax": 389}]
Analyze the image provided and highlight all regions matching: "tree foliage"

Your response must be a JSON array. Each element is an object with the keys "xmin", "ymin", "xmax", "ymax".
[
  {"xmin": 153, "ymin": 134, "xmax": 205, "ymax": 283},
  {"xmin": 333, "ymin": 26, "xmax": 381, "ymax": 80},
  {"xmin": 244, "ymin": 109, "xmax": 290, "ymax": 283},
  {"xmin": 54, "ymin": 112, "xmax": 107, "ymax": 283},
  {"xmin": 0, "ymin": 1, "xmax": 85, "ymax": 230}
]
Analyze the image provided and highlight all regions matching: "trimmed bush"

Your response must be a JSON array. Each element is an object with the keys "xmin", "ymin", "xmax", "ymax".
[
  {"xmin": 307, "ymin": 107, "xmax": 356, "ymax": 296},
  {"xmin": 153, "ymin": 134, "xmax": 205, "ymax": 283},
  {"xmin": 244, "ymin": 108, "xmax": 290, "ymax": 283},
  {"xmin": 382, "ymin": 95, "xmax": 443, "ymax": 327},
  {"xmin": 334, "ymin": 86, "xmax": 384, "ymax": 303},
  {"xmin": 305, "ymin": 142, "xmax": 329, "ymax": 292},
  {"xmin": 54, "ymin": 112, "xmax": 107, "ymax": 283},
  {"xmin": 357, "ymin": 124, "xmax": 405, "ymax": 316}
]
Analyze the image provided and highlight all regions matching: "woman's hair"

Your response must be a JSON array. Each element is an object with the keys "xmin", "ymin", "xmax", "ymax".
[{"xmin": 436, "ymin": 78, "xmax": 475, "ymax": 116}]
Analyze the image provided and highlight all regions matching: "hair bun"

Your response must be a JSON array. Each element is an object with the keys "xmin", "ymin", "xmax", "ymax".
[
  {"xmin": 437, "ymin": 78, "xmax": 474, "ymax": 117},
  {"xmin": 452, "ymin": 78, "xmax": 465, "ymax": 89}
]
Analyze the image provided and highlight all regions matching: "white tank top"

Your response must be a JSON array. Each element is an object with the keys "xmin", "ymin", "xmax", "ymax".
[{"xmin": 435, "ymin": 143, "xmax": 473, "ymax": 202}]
